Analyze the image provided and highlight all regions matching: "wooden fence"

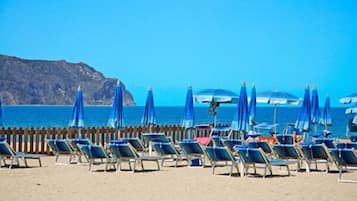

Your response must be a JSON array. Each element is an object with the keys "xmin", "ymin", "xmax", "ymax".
[{"xmin": 0, "ymin": 125, "xmax": 212, "ymax": 155}]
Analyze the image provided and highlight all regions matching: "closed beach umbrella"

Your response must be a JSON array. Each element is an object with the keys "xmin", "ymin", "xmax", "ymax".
[
  {"xmin": 310, "ymin": 86, "xmax": 320, "ymax": 132},
  {"xmin": 295, "ymin": 85, "xmax": 311, "ymax": 132},
  {"xmin": 231, "ymin": 81, "xmax": 250, "ymax": 134},
  {"xmin": 0, "ymin": 98, "xmax": 3, "ymax": 127},
  {"xmin": 107, "ymin": 80, "xmax": 124, "ymax": 131},
  {"xmin": 182, "ymin": 84, "xmax": 195, "ymax": 129},
  {"xmin": 142, "ymin": 86, "xmax": 156, "ymax": 132},
  {"xmin": 256, "ymin": 90, "xmax": 300, "ymax": 128},
  {"xmin": 320, "ymin": 94, "xmax": 332, "ymax": 129},
  {"xmin": 194, "ymin": 88, "xmax": 238, "ymax": 126},
  {"xmin": 248, "ymin": 83, "xmax": 256, "ymax": 127},
  {"xmin": 69, "ymin": 86, "xmax": 84, "ymax": 136}
]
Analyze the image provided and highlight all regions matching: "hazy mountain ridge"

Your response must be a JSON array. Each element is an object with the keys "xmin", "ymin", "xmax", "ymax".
[{"xmin": 0, "ymin": 55, "xmax": 135, "ymax": 105}]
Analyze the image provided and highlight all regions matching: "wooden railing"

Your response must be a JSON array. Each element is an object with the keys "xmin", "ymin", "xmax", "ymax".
[{"xmin": 0, "ymin": 125, "xmax": 212, "ymax": 155}]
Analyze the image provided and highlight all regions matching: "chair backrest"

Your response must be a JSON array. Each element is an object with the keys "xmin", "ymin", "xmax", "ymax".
[
  {"xmin": 211, "ymin": 136, "xmax": 224, "ymax": 147},
  {"xmin": 0, "ymin": 141, "xmax": 15, "ymax": 156},
  {"xmin": 276, "ymin": 135, "xmax": 294, "ymax": 144},
  {"xmin": 152, "ymin": 142, "xmax": 178, "ymax": 156},
  {"xmin": 234, "ymin": 145, "xmax": 253, "ymax": 164},
  {"xmin": 247, "ymin": 148, "xmax": 268, "ymax": 164},
  {"xmin": 273, "ymin": 144, "xmax": 301, "ymax": 159},
  {"xmin": 55, "ymin": 139, "xmax": 74, "ymax": 153},
  {"xmin": 79, "ymin": 144, "xmax": 108, "ymax": 159},
  {"xmin": 301, "ymin": 144, "xmax": 330, "ymax": 160},
  {"xmin": 205, "ymin": 146, "xmax": 233, "ymax": 162},
  {"xmin": 142, "ymin": 133, "xmax": 170, "ymax": 143},
  {"xmin": 109, "ymin": 143, "xmax": 139, "ymax": 159},
  {"xmin": 315, "ymin": 138, "xmax": 335, "ymax": 148},
  {"xmin": 127, "ymin": 138, "xmax": 147, "ymax": 152},
  {"xmin": 221, "ymin": 139, "xmax": 242, "ymax": 152},
  {"xmin": 248, "ymin": 141, "xmax": 273, "ymax": 154},
  {"xmin": 47, "ymin": 139, "xmax": 59, "ymax": 153},
  {"xmin": 330, "ymin": 148, "xmax": 357, "ymax": 167},
  {"xmin": 336, "ymin": 142, "xmax": 357, "ymax": 149},
  {"xmin": 179, "ymin": 141, "xmax": 204, "ymax": 155}
]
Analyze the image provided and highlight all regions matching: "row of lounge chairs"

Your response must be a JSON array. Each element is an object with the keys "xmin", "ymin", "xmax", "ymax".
[{"xmin": 2, "ymin": 133, "xmax": 357, "ymax": 183}]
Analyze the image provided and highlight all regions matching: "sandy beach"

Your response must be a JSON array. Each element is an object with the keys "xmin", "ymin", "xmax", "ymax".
[{"xmin": 1, "ymin": 156, "xmax": 357, "ymax": 201}]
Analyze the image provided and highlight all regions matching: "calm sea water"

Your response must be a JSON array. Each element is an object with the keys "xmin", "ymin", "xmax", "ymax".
[{"xmin": 0, "ymin": 106, "xmax": 352, "ymax": 138}]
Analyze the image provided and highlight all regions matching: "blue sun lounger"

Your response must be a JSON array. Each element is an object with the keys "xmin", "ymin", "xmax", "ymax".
[
  {"xmin": 205, "ymin": 146, "xmax": 240, "ymax": 176},
  {"xmin": 300, "ymin": 143, "xmax": 334, "ymax": 173},
  {"xmin": 78, "ymin": 144, "xmax": 117, "ymax": 172},
  {"xmin": 179, "ymin": 140, "xmax": 206, "ymax": 167},
  {"xmin": 108, "ymin": 143, "xmax": 160, "ymax": 173},
  {"xmin": 47, "ymin": 139, "xmax": 78, "ymax": 164},
  {"xmin": 314, "ymin": 138, "xmax": 335, "ymax": 148},
  {"xmin": 236, "ymin": 147, "xmax": 294, "ymax": 178},
  {"xmin": 0, "ymin": 141, "xmax": 42, "ymax": 169},
  {"xmin": 152, "ymin": 142, "xmax": 186, "ymax": 167},
  {"xmin": 330, "ymin": 148, "xmax": 357, "ymax": 183},
  {"xmin": 273, "ymin": 144, "xmax": 303, "ymax": 171}
]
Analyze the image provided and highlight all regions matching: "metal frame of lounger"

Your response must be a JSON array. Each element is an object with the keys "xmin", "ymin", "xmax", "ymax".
[
  {"xmin": 330, "ymin": 148, "xmax": 357, "ymax": 183},
  {"xmin": 205, "ymin": 146, "xmax": 240, "ymax": 176},
  {"xmin": 0, "ymin": 141, "xmax": 42, "ymax": 169},
  {"xmin": 109, "ymin": 143, "xmax": 160, "ymax": 173},
  {"xmin": 47, "ymin": 139, "xmax": 78, "ymax": 164},
  {"xmin": 78, "ymin": 144, "xmax": 117, "ymax": 172},
  {"xmin": 243, "ymin": 148, "xmax": 294, "ymax": 178},
  {"xmin": 300, "ymin": 143, "xmax": 334, "ymax": 173},
  {"xmin": 152, "ymin": 142, "xmax": 186, "ymax": 167},
  {"xmin": 179, "ymin": 140, "xmax": 206, "ymax": 167}
]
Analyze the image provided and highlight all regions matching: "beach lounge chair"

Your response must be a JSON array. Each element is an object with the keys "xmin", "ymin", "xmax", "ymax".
[
  {"xmin": 330, "ymin": 148, "xmax": 357, "ymax": 183},
  {"xmin": 336, "ymin": 142, "xmax": 357, "ymax": 149},
  {"xmin": 205, "ymin": 146, "xmax": 240, "ymax": 176},
  {"xmin": 238, "ymin": 147, "xmax": 294, "ymax": 178},
  {"xmin": 152, "ymin": 142, "xmax": 186, "ymax": 167},
  {"xmin": 300, "ymin": 143, "xmax": 334, "ymax": 173},
  {"xmin": 108, "ymin": 143, "xmax": 160, "ymax": 173},
  {"xmin": 248, "ymin": 141, "xmax": 275, "ymax": 157},
  {"xmin": 314, "ymin": 138, "xmax": 336, "ymax": 148},
  {"xmin": 78, "ymin": 144, "xmax": 117, "ymax": 172},
  {"xmin": 221, "ymin": 138, "xmax": 243, "ymax": 152},
  {"xmin": 276, "ymin": 134, "xmax": 294, "ymax": 144},
  {"xmin": 111, "ymin": 138, "xmax": 148, "ymax": 153},
  {"xmin": 273, "ymin": 144, "xmax": 303, "ymax": 171},
  {"xmin": 179, "ymin": 139, "xmax": 206, "ymax": 167},
  {"xmin": 0, "ymin": 141, "xmax": 42, "ymax": 169},
  {"xmin": 47, "ymin": 139, "xmax": 78, "ymax": 164}
]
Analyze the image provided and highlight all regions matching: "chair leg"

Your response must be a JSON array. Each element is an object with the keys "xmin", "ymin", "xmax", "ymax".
[
  {"xmin": 132, "ymin": 160, "xmax": 137, "ymax": 173},
  {"xmin": 22, "ymin": 157, "xmax": 28, "ymax": 167},
  {"xmin": 156, "ymin": 160, "xmax": 160, "ymax": 170},
  {"xmin": 338, "ymin": 166, "xmax": 342, "ymax": 182},
  {"xmin": 263, "ymin": 165, "xmax": 267, "ymax": 178},
  {"xmin": 212, "ymin": 161, "xmax": 216, "ymax": 175},
  {"xmin": 286, "ymin": 165, "xmax": 290, "ymax": 176},
  {"xmin": 55, "ymin": 154, "xmax": 59, "ymax": 163},
  {"xmin": 9, "ymin": 157, "xmax": 15, "ymax": 169},
  {"xmin": 38, "ymin": 158, "xmax": 42, "ymax": 167},
  {"xmin": 140, "ymin": 160, "xmax": 144, "ymax": 170},
  {"xmin": 88, "ymin": 159, "xmax": 93, "ymax": 171},
  {"xmin": 229, "ymin": 162, "xmax": 233, "ymax": 176}
]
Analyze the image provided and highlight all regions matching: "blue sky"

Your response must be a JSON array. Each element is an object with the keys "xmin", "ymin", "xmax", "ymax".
[{"xmin": 1, "ymin": 0, "xmax": 356, "ymax": 106}]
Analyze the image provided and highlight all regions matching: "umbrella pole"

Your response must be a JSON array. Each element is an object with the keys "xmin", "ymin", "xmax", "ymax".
[
  {"xmin": 273, "ymin": 105, "xmax": 277, "ymax": 133},
  {"xmin": 79, "ymin": 128, "xmax": 81, "ymax": 138}
]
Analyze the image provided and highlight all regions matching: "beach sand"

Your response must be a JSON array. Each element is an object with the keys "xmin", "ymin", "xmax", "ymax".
[{"xmin": 1, "ymin": 156, "xmax": 357, "ymax": 201}]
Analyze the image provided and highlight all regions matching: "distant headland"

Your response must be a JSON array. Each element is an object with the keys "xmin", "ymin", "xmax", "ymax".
[{"xmin": 0, "ymin": 55, "xmax": 135, "ymax": 105}]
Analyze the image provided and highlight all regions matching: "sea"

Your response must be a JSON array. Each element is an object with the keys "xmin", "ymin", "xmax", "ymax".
[{"xmin": 0, "ymin": 106, "xmax": 353, "ymax": 139}]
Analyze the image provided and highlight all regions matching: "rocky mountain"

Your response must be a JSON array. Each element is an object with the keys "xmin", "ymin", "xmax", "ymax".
[{"xmin": 0, "ymin": 55, "xmax": 135, "ymax": 105}]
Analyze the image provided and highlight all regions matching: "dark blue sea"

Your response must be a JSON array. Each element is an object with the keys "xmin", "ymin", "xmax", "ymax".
[{"xmin": 0, "ymin": 106, "xmax": 353, "ymax": 139}]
